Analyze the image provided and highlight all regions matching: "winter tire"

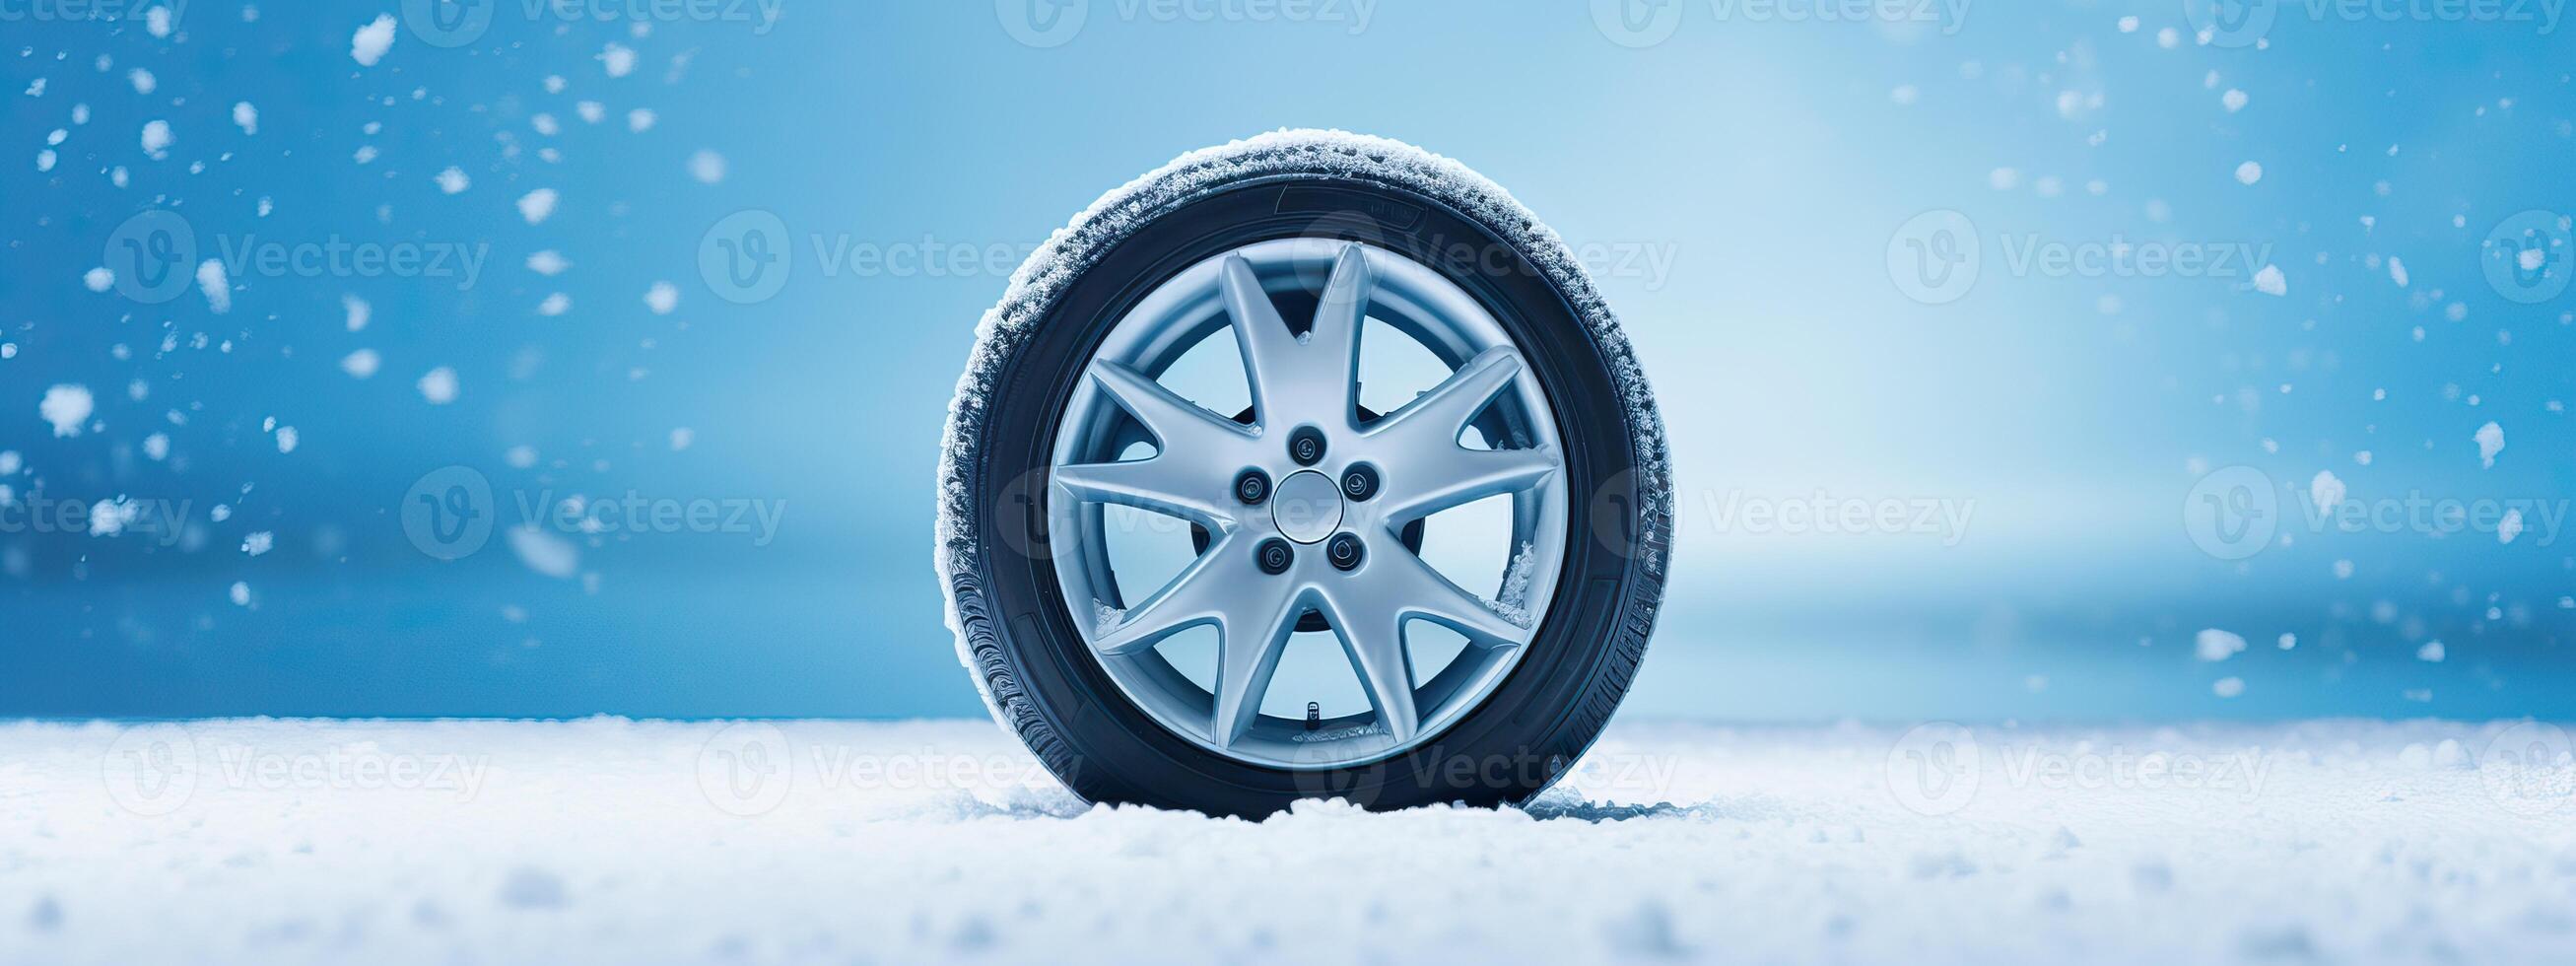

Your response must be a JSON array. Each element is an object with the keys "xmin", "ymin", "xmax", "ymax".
[{"xmin": 937, "ymin": 130, "xmax": 1671, "ymax": 816}]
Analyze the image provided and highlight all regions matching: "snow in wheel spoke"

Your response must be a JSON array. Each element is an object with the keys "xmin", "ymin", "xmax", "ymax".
[
  {"xmin": 1090, "ymin": 541, "xmax": 1244, "ymax": 656},
  {"xmin": 1382, "ymin": 548, "xmax": 1533, "ymax": 648}
]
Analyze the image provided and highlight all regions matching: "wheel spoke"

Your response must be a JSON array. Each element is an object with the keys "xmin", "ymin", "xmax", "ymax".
[
  {"xmin": 1090, "ymin": 538, "xmax": 1244, "ymax": 656},
  {"xmin": 1312, "ymin": 591, "xmax": 1421, "ymax": 743},
  {"xmin": 1378, "ymin": 446, "xmax": 1560, "ymax": 524},
  {"xmin": 1051, "ymin": 457, "xmax": 1234, "ymax": 530},
  {"xmin": 1369, "ymin": 346, "xmax": 1524, "ymax": 448},
  {"xmin": 1211, "ymin": 585, "xmax": 1307, "ymax": 749},
  {"xmin": 1088, "ymin": 359, "xmax": 1254, "ymax": 455},
  {"xmin": 1223, "ymin": 246, "xmax": 1370, "ymax": 429}
]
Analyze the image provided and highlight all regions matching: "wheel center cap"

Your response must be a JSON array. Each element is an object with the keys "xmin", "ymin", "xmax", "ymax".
[{"xmin": 1269, "ymin": 470, "xmax": 1343, "ymax": 544}]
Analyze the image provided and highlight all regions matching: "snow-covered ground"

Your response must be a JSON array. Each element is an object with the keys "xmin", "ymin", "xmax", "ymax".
[{"xmin": 6, "ymin": 718, "xmax": 2575, "ymax": 964}]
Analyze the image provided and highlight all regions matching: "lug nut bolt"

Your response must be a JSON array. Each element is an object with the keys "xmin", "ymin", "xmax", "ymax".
[
  {"xmin": 1326, "ymin": 532, "xmax": 1364, "ymax": 571},
  {"xmin": 1255, "ymin": 537, "xmax": 1295, "ymax": 575},
  {"xmin": 1340, "ymin": 463, "xmax": 1380, "ymax": 502},
  {"xmin": 1287, "ymin": 427, "xmax": 1326, "ymax": 465},
  {"xmin": 1235, "ymin": 469, "xmax": 1270, "ymax": 505}
]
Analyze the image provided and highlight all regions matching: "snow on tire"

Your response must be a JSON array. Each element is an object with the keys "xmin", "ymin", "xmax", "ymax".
[{"xmin": 936, "ymin": 130, "xmax": 1671, "ymax": 816}]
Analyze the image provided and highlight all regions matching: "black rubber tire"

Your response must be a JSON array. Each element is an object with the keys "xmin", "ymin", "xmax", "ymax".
[{"xmin": 942, "ymin": 144, "xmax": 1670, "ymax": 817}]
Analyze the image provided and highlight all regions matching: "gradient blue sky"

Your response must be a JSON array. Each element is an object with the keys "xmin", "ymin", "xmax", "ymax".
[{"xmin": 2, "ymin": 1, "xmax": 2571, "ymax": 721}]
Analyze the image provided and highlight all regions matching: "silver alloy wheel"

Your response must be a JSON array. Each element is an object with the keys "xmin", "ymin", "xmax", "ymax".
[{"xmin": 1047, "ymin": 238, "xmax": 1570, "ymax": 769}]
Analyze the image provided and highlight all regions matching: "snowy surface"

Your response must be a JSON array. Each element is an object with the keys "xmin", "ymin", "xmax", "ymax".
[{"xmin": 8, "ymin": 719, "xmax": 2576, "ymax": 965}]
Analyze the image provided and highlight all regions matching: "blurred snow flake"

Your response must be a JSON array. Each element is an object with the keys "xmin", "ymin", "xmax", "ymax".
[
  {"xmin": 687, "ymin": 150, "xmax": 726, "ymax": 184},
  {"xmin": 2308, "ymin": 471, "xmax": 2344, "ymax": 515},
  {"xmin": 643, "ymin": 282, "xmax": 677, "ymax": 314},
  {"xmin": 418, "ymin": 367, "xmax": 460, "ymax": 404},
  {"xmin": 435, "ymin": 167, "xmax": 471, "ymax": 194},
  {"xmin": 516, "ymin": 188, "xmax": 559, "ymax": 225},
  {"xmin": 2196, "ymin": 628, "xmax": 2247, "ymax": 662},
  {"xmin": 195, "ymin": 259, "xmax": 232, "ymax": 313},
  {"xmin": 351, "ymin": 15, "xmax": 397, "ymax": 67},
  {"xmin": 508, "ymin": 526, "xmax": 580, "ymax": 579},
  {"xmin": 2474, "ymin": 422, "xmax": 2502, "ymax": 467},
  {"xmin": 40, "ymin": 384, "xmax": 93, "ymax": 437},
  {"xmin": 2252, "ymin": 264, "xmax": 2286, "ymax": 296},
  {"xmin": 140, "ymin": 119, "xmax": 173, "ymax": 159}
]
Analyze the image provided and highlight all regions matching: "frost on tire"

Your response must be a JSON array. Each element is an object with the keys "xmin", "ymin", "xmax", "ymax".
[{"xmin": 936, "ymin": 129, "xmax": 1671, "ymax": 815}]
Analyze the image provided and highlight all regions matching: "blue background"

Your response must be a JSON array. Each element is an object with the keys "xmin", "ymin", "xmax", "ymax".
[{"xmin": 2, "ymin": 0, "xmax": 2571, "ymax": 721}]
